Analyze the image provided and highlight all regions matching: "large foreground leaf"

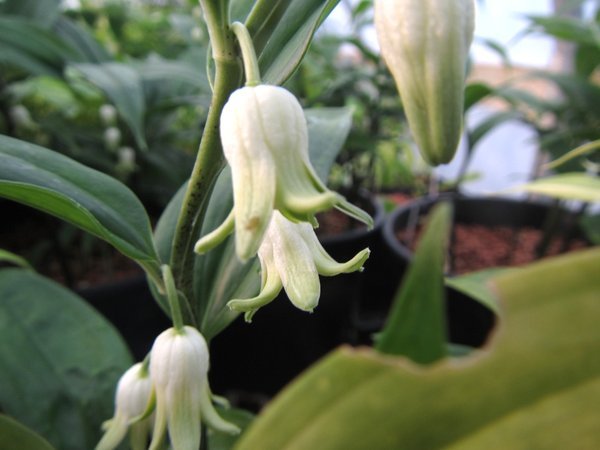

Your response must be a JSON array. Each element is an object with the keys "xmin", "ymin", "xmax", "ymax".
[
  {"xmin": 235, "ymin": 248, "xmax": 600, "ymax": 449},
  {"xmin": 0, "ymin": 269, "xmax": 133, "ymax": 450},
  {"xmin": 0, "ymin": 136, "xmax": 158, "ymax": 264}
]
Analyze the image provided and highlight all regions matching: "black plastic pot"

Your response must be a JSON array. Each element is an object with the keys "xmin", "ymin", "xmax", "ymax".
[
  {"xmin": 360, "ymin": 194, "xmax": 589, "ymax": 348},
  {"xmin": 209, "ymin": 195, "xmax": 386, "ymax": 404}
]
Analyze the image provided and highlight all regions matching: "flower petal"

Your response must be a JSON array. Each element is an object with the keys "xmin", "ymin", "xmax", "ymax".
[
  {"xmin": 297, "ymin": 222, "xmax": 371, "ymax": 276},
  {"xmin": 269, "ymin": 212, "xmax": 320, "ymax": 312},
  {"xmin": 221, "ymin": 87, "xmax": 276, "ymax": 261},
  {"xmin": 227, "ymin": 237, "xmax": 283, "ymax": 321}
]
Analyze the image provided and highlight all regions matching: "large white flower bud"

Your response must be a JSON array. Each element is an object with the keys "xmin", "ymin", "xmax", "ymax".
[{"xmin": 375, "ymin": 0, "xmax": 475, "ymax": 165}]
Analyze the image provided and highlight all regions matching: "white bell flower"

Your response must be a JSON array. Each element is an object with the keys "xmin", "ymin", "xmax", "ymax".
[
  {"xmin": 228, "ymin": 211, "xmax": 370, "ymax": 321},
  {"xmin": 96, "ymin": 363, "xmax": 153, "ymax": 450},
  {"xmin": 195, "ymin": 84, "xmax": 373, "ymax": 262},
  {"xmin": 148, "ymin": 326, "xmax": 239, "ymax": 450}
]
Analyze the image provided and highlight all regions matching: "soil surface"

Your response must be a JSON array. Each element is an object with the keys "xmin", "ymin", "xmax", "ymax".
[{"xmin": 398, "ymin": 222, "xmax": 589, "ymax": 275}]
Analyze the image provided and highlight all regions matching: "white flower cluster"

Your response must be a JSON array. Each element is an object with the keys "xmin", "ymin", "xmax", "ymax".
[
  {"xmin": 97, "ymin": 326, "xmax": 239, "ymax": 450},
  {"xmin": 195, "ymin": 84, "xmax": 372, "ymax": 318}
]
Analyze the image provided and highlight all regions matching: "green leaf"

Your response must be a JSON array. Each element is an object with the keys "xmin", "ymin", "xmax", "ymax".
[
  {"xmin": 70, "ymin": 62, "xmax": 148, "ymax": 150},
  {"xmin": 445, "ymin": 268, "xmax": 504, "ymax": 315},
  {"xmin": 0, "ymin": 136, "xmax": 158, "ymax": 264},
  {"xmin": 306, "ymin": 107, "xmax": 353, "ymax": 182},
  {"xmin": 52, "ymin": 16, "xmax": 111, "ymax": 63},
  {"xmin": 468, "ymin": 110, "xmax": 523, "ymax": 152},
  {"xmin": 0, "ymin": 17, "xmax": 79, "ymax": 77},
  {"xmin": 511, "ymin": 173, "xmax": 600, "ymax": 202},
  {"xmin": 0, "ymin": 248, "xmax": 33, "ymax": 270},
  {"xmin": 543, "ymin": 139, "xmax": 600, "ymax": 171},
  {"xmin": 580, "ymin": 213, "xmax": 600, "ymax": 245},
  {"xmin": 464, "ymin": 82, "xmax": 494, "ymax": 112},
  {"xmin": 255, "ymin": 0, "xmax": 341, "ymax": 85},
  {"xmin": 0, "ymin": 415, "xmax": 56, "ymax": 450},
  {"xmin": 0, "ymin": 269, "xmax": 133, "ymax": 450},
  {"xmin": 375, "ymin": 202, "xmax": 452, "ymax": 363},
  {"xmin": 234, "ymin": 248, "xmax": 600, "ymax": 450},
  {"xmin": 526, "ymin": 14, "xmax": 600, "ymax": 48},
  {"xmin": 0, "ymin": 0, "xmax": 61, "ymax": 28}
]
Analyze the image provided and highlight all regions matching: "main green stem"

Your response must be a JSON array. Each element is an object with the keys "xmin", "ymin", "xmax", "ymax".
[{"xmin": 170, "ymin": 0, "xmax": 242, "ymax": 321}]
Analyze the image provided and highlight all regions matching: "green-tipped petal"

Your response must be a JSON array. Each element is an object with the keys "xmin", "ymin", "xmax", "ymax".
[
  {"xmin": 227, "ymin": 239, "xmax": 283, "ymax": 320},
  {"xmin": 96, "ymin": 415, "xmax": 129, "ymax": 450},
  {"xmin": 335, "ymin": 200, "xmax": 374, "ymax": 229},
  {"xmin": 297, "ymin": 222, "xmax": 371, "ymax": 275},
  {"xmin": 199, "ymin": 382, "xmax": 241, "ymax": 435},
  {"xmin": 194, "ymin": 210, "xmax": 235, "ymax": 254}
]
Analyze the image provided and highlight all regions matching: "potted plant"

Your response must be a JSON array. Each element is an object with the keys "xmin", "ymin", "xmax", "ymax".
[{"xmin": 0, "ymin": 1, "xmax": 598, "ymax": 449}]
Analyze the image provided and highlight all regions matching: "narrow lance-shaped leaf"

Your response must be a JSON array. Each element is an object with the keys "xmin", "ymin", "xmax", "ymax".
[
  {"xmin": 0, "ymin": 136, "xmax": 159, "ymax": 266},
  {"xmin": 510, "ymin": 173, "xmax": 600, "ymax": 202},
  {"xmin": 375, "ymin": 202, "xmax": 452, "ymax": 363},
  {"xmin": 70, "ymin": 62, "xmax": 148, "ymax": 150}
]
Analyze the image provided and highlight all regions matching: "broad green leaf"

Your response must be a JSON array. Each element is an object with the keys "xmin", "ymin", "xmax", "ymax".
[
  {"xmin": 256, "ymin": 0, "xmax": 341, "ymax": 85},
  {"xmin": 445, "ymin": 269, "xmax": 504, "ymax": 315},
  {"xmin": 375, "ymin": 202, "xmax": 452, "ymax": 363},
  {"xmin": 155, "ymin": 107, "xmax": 353, "ymax": 336},
  {"xmin": 0, "ymin": 136, "xmax": 159, "ymax": 265},
  {"xmin": 234, "ymin": 248, "xmax": 600, "ymax": 450},
  {"xmin": 71, "ymin": 62, "xmax": 148, "ymax": 150},
  {"xmin": 0, "ymin": 17, "xmax": 79, "ymax": 77},
  {"xmin": 0, "ymin": 248, "xmax": 33, "ymax": 270},
  {"xmin": 0, "ymin": 415, "xmax": 55, "ymax": 450},
  {"xmin": 511, "ymin": 173, "xmax": 600, "ymax": 202},
  {"xmin": 0, "ymin": 269, "xmax": 133, "ymax": 450}
]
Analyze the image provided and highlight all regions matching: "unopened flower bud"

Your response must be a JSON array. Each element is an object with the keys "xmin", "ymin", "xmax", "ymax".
[
  {"xmin": 375, "ymin": 0, "xmax": 475, "ymax": 165},
  {"xmin": 99, "ymin": 104, "xmax": 118, "ymax": 126},
  {"xmin": 96, "ymin": 363, "xmax": 153, "ymax": 450}
]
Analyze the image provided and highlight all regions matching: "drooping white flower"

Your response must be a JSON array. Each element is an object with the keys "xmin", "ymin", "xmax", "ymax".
[
  {"xmin": 195, "ymin": 85, "xmax": 373, "ymax": 262},
  {"xmin": 148, "ymin": 326, "xmax": 239, "ymax": 450},
  {"xmin": 228, "ymin": 211, "xmax": 370, "ymax": 321},
  {"xmin": 96, "ymin": 363, "xmax": 153, "ymax": 450},
  {"xmin": 375, "ymin": 0, "xmax": 475, "ymax": 165}
]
